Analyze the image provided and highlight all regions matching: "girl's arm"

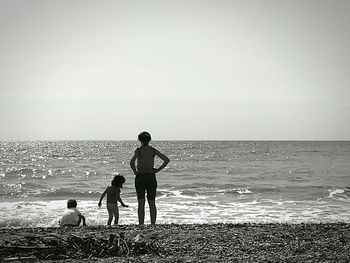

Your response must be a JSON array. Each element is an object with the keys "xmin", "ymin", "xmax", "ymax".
[
  {"xmin": 154, "ymin": 150, "xmax": 170, "ymax": 173},
  {"xmin": 98, "ymin": 188, "xmax": 108, "ymax": 207},
  {"xmin": 116, "ymin": 188, "xmax": 128, "ymax": 207},
  {"xmin": 117, "ymin": 196, "xmax": 128, "ymax": 207}
]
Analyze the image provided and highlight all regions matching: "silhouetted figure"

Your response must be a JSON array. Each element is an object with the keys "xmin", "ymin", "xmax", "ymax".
[
  {"xmin": 98, "ymin": 175, "xmax": 128, "ymax": 225},
  {"xmin": 130, "ymin": 131, "xmax": 170, "ymax": 225}
]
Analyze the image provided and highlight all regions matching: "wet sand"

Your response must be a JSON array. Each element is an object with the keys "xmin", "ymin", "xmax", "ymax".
[{"xmin": 1, "ymin": 223, "xmax": 349, "ymax": 262}]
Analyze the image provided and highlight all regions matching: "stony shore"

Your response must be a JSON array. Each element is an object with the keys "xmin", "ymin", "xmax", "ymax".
[{"xmin": 1, "ymin": 223, "xmax": 349, "ymax": 262}]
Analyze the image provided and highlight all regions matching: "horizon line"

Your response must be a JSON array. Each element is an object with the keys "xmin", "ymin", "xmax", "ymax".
[{"xmin": 0, "ymin": 139, "xmax": 349, "ymax": 142}]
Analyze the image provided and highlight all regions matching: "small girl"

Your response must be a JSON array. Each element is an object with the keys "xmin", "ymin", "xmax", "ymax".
[{"xmin": 98, "ymin": 175, "xmax": 128, "ymax": 225}]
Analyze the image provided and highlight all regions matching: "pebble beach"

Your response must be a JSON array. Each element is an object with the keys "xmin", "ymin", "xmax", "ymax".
[{"xmin": 1, "ymin": 223, "xmax": 349, "ymax": 262}]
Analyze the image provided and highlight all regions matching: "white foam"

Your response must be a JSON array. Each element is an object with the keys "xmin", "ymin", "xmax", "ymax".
[
  {"xmin": 328, "ymin": 189, "xmax": 347, "ymax": 198},
  {"xmin": 1, "ymin": 194, "xmax": 350, "ymax": 227},
  {"xmin": 236, "ymin": 188, "xmax": 253, "ymax": 194}
]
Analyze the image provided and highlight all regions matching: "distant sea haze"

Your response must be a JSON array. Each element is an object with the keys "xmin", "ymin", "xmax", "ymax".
[{"xmin": 0, "ymin": 141, "xmax": 349, "ymax": 227}]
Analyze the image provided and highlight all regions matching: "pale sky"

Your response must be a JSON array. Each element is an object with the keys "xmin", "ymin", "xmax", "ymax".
[{"xmin": 0, "ymin": 0, "xmax": 349, "ymax": 140}]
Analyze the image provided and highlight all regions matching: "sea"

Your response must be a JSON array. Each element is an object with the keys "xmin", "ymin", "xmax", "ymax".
[{"xmin": 0, "ymin": 141, "xmax": 349, "ymax": 228}]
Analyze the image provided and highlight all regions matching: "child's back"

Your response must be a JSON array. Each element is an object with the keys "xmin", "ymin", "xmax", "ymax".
[
  {"xmin": 105, "ymin": 185, "xmax": 120, "ymax": 203},
  {"xmin": 60, "ymin": 208, "xmax": 81, "ymax": 227},
  {"xmin": 60, "ymin": 199, "xmax": 86, "ymax": 227}
]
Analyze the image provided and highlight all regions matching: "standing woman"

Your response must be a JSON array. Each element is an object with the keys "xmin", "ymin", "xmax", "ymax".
[{"xmin": 130, "ymin": 131, "xmax": 170, "ymax": 225}]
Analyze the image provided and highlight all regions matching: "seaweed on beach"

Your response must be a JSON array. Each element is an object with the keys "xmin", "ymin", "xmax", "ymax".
[
  {"xmin": 0, "ymin": 226, "xmax": 166, "ymax": 261},
  {"xmin": 1, "ymin": 223, "xmax": 350, "ymax": 262}
]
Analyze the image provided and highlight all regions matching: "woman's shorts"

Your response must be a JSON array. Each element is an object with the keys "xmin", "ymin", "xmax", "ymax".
[{"xmin": 135, "ymin": 173, "xmax": 157, "ymax": 200}]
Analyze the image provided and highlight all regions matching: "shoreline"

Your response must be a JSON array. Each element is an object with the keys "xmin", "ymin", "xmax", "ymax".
[{"xmin": 1, "ymin": 223, "xmax": 349, "ymax": 262}]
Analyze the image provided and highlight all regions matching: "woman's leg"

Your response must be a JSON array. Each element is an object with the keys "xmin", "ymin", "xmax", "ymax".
[
  {"xmin": 148, "ymin": 199, "xmax": 156, "ymax": 225},
  {"xmin": 138, "ymin": 199, "xmax": 145, "ymax": 225},
  {"xmin": 135, "ymin": 177, "xmax": 146, "ymax": 225},
  {"xmin": 147, "ymin": 175, "xmax": 157, "ymax": 225}
]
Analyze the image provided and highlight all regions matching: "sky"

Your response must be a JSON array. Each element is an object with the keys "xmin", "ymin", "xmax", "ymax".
[{"xmin": 0, "ymin": 0, "xmax": 349, "ymax": 140}]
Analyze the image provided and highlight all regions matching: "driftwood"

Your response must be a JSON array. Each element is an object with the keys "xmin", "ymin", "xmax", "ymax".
[
  {"xmin": 1, "ymin": 224, "xmax": 350, "ymax": 262},
  {"xmin": 2, "ymin": 256, "xmax": 38, "ymax": 262},
  {"xmin": 0, "ymin": 228, "xmax": 161, "ymax": 261},
  {"xmin": 0, "ymin": 245, "xmax": 56, "ymax": 250}
]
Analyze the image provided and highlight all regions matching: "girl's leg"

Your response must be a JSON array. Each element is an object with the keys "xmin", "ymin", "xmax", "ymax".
[
  {"xmin": 107, "ymin": 212, "xmax": 113, "ymax": 226},
  {"xmin": 106, "ymin": 203, "xmax": 114, "ymax": 226},
  {"xmin": 148, "ymin": 199, "xmax": 157, "ymax": 225},
  {"xmin": 113, "ymin": 206, "xmax": 119, "ymax": 225},
  {"xmin": 138, "ymin": 199, "xmax": 146, "ymax": 225}
]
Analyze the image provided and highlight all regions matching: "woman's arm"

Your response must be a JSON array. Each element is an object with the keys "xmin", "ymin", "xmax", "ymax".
[
  {"xmin": 154, "ymin": 150, "xmax": 170, "ymax": 173},
  {"xmin": 130, "ymin": 152, "xmax": 138, "ymax": 175}
]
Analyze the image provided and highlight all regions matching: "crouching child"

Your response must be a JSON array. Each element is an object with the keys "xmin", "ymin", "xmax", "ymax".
[{"xmin": 59, "ymin": 199, "xmax": 86, "ymax": 227}]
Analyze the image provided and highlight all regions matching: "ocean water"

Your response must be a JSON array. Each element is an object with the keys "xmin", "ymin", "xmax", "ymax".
[{"xmin": 0, "ymin": 141, "xmax": 349, "ymax": 227}]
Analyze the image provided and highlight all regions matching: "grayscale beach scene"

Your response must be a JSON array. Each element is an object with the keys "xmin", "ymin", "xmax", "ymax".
[{"xmin": 1, "ymin": 0, "xmax": 349, "ymax": 262}]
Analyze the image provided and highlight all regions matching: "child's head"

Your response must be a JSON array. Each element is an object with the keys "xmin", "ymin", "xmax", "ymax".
[
  {"xmin": 138, "ymin": 131, "xmax": 151, "ymax": 145},
  {"xmin": 67, "ymin": 199, "xmax": 77, "ymax": 209},
  {"xmin": 111, "ymin": 175, "xmax": 126, "ymax": 188}
]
